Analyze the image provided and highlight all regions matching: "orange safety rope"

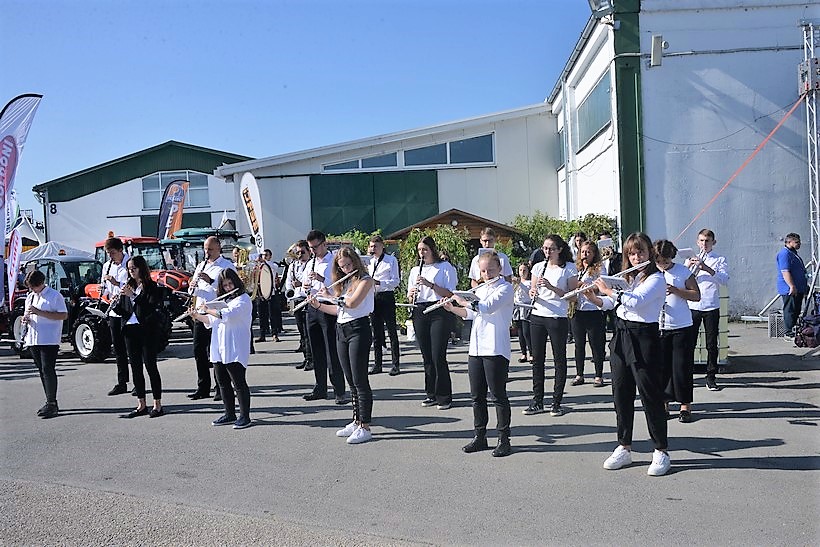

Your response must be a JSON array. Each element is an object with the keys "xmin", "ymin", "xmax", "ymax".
[{"xmin": 672, "ymin": 92, "xmax": 808, "ymax": 243}]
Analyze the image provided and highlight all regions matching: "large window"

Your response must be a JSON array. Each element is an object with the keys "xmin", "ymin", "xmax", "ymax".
[
  {"xmin": 449, "ymin": 134, "xmax": 493, "ymax": 164},
  {"xmin": 321, "ymin": 133, "xmax": 495, "ymax": 172},
  {"xmin": 142, "ymin": 170, "xmax": 210, "ymax": 210},
  {"xmin": 576, "ymin": 74, "xmax": 612, "ymax": 151}
]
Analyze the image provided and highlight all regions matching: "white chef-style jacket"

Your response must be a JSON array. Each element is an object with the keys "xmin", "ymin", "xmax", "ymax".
[
  {"xmin": 464, "ymin": 279, "xmax": 514, "ymax": 359},
  {"xmin": 203, "ymin": 293, "xmax": 253, "ymax": 367}
]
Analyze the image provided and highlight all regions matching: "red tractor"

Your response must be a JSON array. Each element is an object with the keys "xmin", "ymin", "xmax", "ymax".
[{"xmin": 92, "ymin": 235, "xmax": 191, "ymax": 320}]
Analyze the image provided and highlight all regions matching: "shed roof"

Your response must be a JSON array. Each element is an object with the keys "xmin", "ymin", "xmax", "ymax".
[
  {"xmin": 386, "ymin": 208, "xmax": 521, "ymax": 241},
  {"xmin": 34, "ymin": 141, "xmax": 252, "ymax": 203}
]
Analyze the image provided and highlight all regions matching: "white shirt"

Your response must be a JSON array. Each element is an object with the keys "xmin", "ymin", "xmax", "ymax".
[
  {"xmin": 369, "ymin": 253, "xmax": 400, "ymax": 293},
  {"xmin": 285, "ymin": 260, "xmax": 310, "ymax": 298},
  {"xmin": 24, "ymin": 287, "xmax": 67, "ymax": 346},
  {"xmin": 123, "ymin": 285, "xmax": 142, "ymax": 326},
  {"xmin": 191, "ymin": 256, "xmax": 236, "ymax": 304},
  {"xmin": 688, "ymin": 251, "xmax": 729, "ymax": 312},
  {"xmin": 576, "ymin": 265, "xmax": 603, "ymax": 312},
  {"xmin": 204, "ymin": 293, "xmax": 253, "ymax": 367},
  {"xmin": 465, "ymin": 279, "xmax": 514, "ymax": 359},
  {"xmin": 530, "ymin": 261, "xmax": 578, "ymax": 318},
  {"xmin": 407, "ymin": 261, "xmax": 457, "ymax": 303},
  {"xmin": 659, "ymin": 263, "xmax": 694, "ymax": 330},
  {"xmin": 468, "ymin": 249, "xmax": 514, "ymax": 282},
  {"xmin": 599, "ymin": 271, "xmax": 666, "ymax": 323},
  {"xmin": 337, "ymin": 276, "xmax": 375, "ymax": 323},
  {"xmin": 300, "ymin": 251, "xmax": 335, "ymax": 294},
  {"xmin": 102, "ymin": 252, "xmax": 130, "ymax": 318}
]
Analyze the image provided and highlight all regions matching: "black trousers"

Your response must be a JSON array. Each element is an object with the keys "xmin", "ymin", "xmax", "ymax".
[
  {"xmin": 192, "ymin": 320, "xmax": 213, "ymax": 394},
  {"xmin": 690, "ymin": 308, "xmax": 720, "ymax": 378},
  {"xmin": 108, "ymin": 316, "xmax": 129, "ymax": 386},
  {"xmin": 782, "ymin": 293, "xmax": 805, "ymax": 333},
  {"xmin": 529, "ymin": 315, "xmax": 569, "ymax": 405},
  {"xmin": 123, "ymin": 324, "xmax": 162, "ymax": 400},
  {"xmin": 256, "ymin": 298, "xmax": 271, "ymax": 336},
  {"xmin": 610, "ymin": 319, "xmax": 668, "ymax": 450},
  {"xmin": 412, "ymin": 304, "xmax": 452, "ymax": 405},
  {"xmin": 293, "ymin": 302, "xmax": 312, "ymax": 363},
  {"xmin": 337, "ymin": 317, "xmax": 373, "ymax": 423},
  {"xmin": 515, "ymin": 319, "xmax": 532, "ymax": 358},
  {"xmin": 468, "ymin": 355, "xmax": 511, "ymax": 435},
  {"xmin": 31, "ymin": 345, "xmax": 59, "ymax": 404},
  {"xmin": 660, "ymin": 327, "xmax": 693, "ymax": 404},
  {"xmin": 214, "ymin": 361, "xmax": 251, "ymax": 419},
  {"xmin": 306, "ymin": 307, "xmax": 345, "ymax": 397},
  {"xmin": 270, "ymin": 293, "xmax": 284, "ymax": 334},
  {"xmin": 571, "ymin": 310, "xmax": 606, "ymax": 378},
  {"xmin": 371, "ymin": 291, "xmax": 400, "ymax": 368}
]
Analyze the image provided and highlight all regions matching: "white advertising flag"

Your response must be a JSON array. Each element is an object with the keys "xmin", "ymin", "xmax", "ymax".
[
  {"xmin": 239, "ymin": 172, "xmax": 265, "ymax": 255},
  {"xmin": 7, "ymin": 228, "xmax": 22, "ymax": 306},
  {"xmin": 0, "ymin": 93, "xmax": 43, "ymax": 306}
]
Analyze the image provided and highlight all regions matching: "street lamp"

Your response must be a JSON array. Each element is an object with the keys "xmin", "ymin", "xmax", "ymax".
[{"xmin": 588, "ymin": 0, "xmax": 614, "ymax": 18}]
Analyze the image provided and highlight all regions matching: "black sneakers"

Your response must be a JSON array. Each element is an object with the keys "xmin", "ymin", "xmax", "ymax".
[
  {"xmin": 706, "ymin": 378, "xmax": 721, "ymax": 391},
  {"xmin": 107, "ymin": 384, "xmax": 127, "ymax": 396},
  {"xmin": 522, "ymin": 402, "xmax": 544, "ymax": 415},
  {"xmin": 38, "ymin": 403, "xmax": 58, "ymax": 418}
]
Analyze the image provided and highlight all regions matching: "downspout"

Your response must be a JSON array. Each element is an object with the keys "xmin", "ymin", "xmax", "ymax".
[{"xmin": 613, "ymin": 0, "xmax": 645, "ymax": 234}]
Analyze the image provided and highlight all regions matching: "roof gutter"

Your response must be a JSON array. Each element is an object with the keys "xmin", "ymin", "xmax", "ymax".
[{"xmin": 547, "ymin": 14, "xmax": 598, "ymax": 104}]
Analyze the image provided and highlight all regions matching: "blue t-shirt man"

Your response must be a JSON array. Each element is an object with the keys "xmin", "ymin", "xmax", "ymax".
[{"xmin": 776, "ymin": 233, "xmax": 808, "ymax": 335}]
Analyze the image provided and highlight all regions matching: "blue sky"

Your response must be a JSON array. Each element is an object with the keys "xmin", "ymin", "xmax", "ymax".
[{"xmin": 1, "ymin": 0, "xmax": 591, "ymax": 217}]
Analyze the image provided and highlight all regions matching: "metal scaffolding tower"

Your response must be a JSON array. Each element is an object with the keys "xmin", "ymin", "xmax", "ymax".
[{"xmin": 801, "ymin": 20, "xmax": 820, "ymax": 310}]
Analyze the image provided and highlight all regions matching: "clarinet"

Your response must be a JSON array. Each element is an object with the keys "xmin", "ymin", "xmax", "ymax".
[{"xmin": 409, "ymin": 257, "xmax": 424, "ymax": 306}]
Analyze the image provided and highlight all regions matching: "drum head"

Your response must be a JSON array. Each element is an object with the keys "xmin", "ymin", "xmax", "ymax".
[{"xmin": 257, "ymin": 263, "xmax": 274, "ymax": 300}]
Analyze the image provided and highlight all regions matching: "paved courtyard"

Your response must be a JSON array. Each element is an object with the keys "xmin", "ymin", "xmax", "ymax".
[{"xmin": 1, "ymin": 319, "xmax": 818, "ymax": 546}]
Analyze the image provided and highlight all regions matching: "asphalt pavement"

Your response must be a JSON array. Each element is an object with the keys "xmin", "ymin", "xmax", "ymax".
[{"xmin": 1, "ymin": 318, "xmax": 818, "ymax": 546}]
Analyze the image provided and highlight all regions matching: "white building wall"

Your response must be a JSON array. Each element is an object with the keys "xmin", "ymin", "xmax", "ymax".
[
  {"xmin": 46, "ymin": 173, "xmax": 236, "ymax": 253},
  {"xmin": 438, "ymin": 113, "xmax": 558, "ymax": 224},
  {"xmin": 553, "ymin": 24, "xmax": 620, "ymax": 222},
  {"xmin": 639, "ymin": 0, "xmax": 816, "ymax": 314}
]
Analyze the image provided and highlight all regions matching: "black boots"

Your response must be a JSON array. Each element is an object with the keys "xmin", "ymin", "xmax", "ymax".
[
  {"xmin": 462, "ymin": 432, "xmax": 489, "ymax": 453},
  {"xmin": 492, "ymin": 431, "xmax": 512, "ymax": 457}
]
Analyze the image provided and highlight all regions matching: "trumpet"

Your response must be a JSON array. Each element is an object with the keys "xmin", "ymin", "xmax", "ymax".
[
  {"xmin": 689, "ymin": 249, "xmax": 708, "ymax": 274},
  {"xmin": 174, "ymin": 288, "xmax": 240, "ymax": 322},
  {"xmin": 560, "ymin": 260, "xmax": 651, "ymax": 300},
  {"xmin": 423, "ymin": 276, "xmax": 501, "ymax": 314},
  {"xmin": 292, "ymin": 270, "xmax": 359, "ymax": 312}
]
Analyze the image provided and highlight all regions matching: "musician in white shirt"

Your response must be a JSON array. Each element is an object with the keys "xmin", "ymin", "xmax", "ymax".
[
  {"xmin": 655, "ymin": 240, "xmax": 701, "ymax": 424},
  {"xmin": 367, "ymin": 235, "xmax": 401, "ymax": 376},
  {"xmin": 301, "ymin": 230, "xmax": 347, "ymax": 404},
  {"xmin": 468, "ymin": 227, "xmax": 513, "ymax": 288},
  {"xmin": 685, "ymin": 229, "xmax": 729, "ymax": 392},
  {"xmin": 444, "ymin": 251, "xmax": 514, "ymax": 457},
  {"xmin": 513, "ymin": 263, "xmax": 533, "ymax": 363},
  {"xmin": 589, "ymin": 232, "xmax": 671, "ymax": 477},
  {"xmin": 525, "ymin": 235, "xmax": 578, "ymax": 417},
  {"xmin": 408, "ymin": 236, "xmax": 457, "ymax": 410},
  {"xmin": 312, "ymin": 247, "xmax": 376, "ymax": 444},
  {"xmin": 101, "ymin": 237, "xmax": 131, "ymax": 396},
  {"xmin": 284, "ymin": 240, "xmax": 313, "ymax": 370},
  {"xmin": 188, "ymin": 236, "xmax": 236, "ymax": 401},
  {"xmin": 192, "ymin": 268, "xmax": 253, "ymax": 429},
  {"xmin": 23, "ymin": 270, "xmax": 68, "ymax": 419},
  {"xmin": 570, "ymin": 241, "xmax": 607, "ymax": 388}
]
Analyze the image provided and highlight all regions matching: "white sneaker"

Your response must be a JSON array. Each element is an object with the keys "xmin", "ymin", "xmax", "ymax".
[
  {"xmin": 603, "ymin": 445, "xmax": 632, "ymax": 470},
  {"xmin": 336, "ymin": 421, "xmax": 357, "ymax": 438},
  {"xmin": 647, "ymin": 449, "xmax": 671, "ymax": 476},
  {"xmin": 437, "ymin": 402, "xmax": 451, "ymax": 410},
  {"xmin": 346, "ymin": 426, "xmax": 372, "ymax": 444}
]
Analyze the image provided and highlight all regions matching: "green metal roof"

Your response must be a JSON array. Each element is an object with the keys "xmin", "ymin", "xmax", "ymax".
[{"xmin": 33, "ymin": 140, "xmax": 252, "ymax": 203}]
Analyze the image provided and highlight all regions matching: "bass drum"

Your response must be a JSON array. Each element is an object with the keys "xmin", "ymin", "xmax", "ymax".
[{"xmin": 255, "ymin": 262, "xmax": 274, "ymax": 300}]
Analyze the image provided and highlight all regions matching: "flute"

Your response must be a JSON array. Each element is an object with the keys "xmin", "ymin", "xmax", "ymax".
[
  {"xmin": 423, "ymin": 276, "xmax": 501, "ymax": 314},
  {"xmin": 292, "ymin": 270, "xmax": 359, "ymax": 312},
  {"xmin": 560, "ymin": 260, "xmax": 651, "ymax": 300}
]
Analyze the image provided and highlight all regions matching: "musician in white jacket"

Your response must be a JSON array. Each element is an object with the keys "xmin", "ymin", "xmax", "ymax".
[
  {"xmin": 685, "ymin": 229, "xmax": 729, "ymax": 391},
  {"xmin": 192, "ymin": 268, "xmax": 253, "ymax": 429},
  {"xmin": 367, "ymin": 235, "xmax": 401, "ymax": 376},
  {"xmin": 444, "ymin": 251, "xmax": 514, "ymax": 457},
  {"xmin": 588, "ymin": 232, "xmax": 671, "ymax": 477}
]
